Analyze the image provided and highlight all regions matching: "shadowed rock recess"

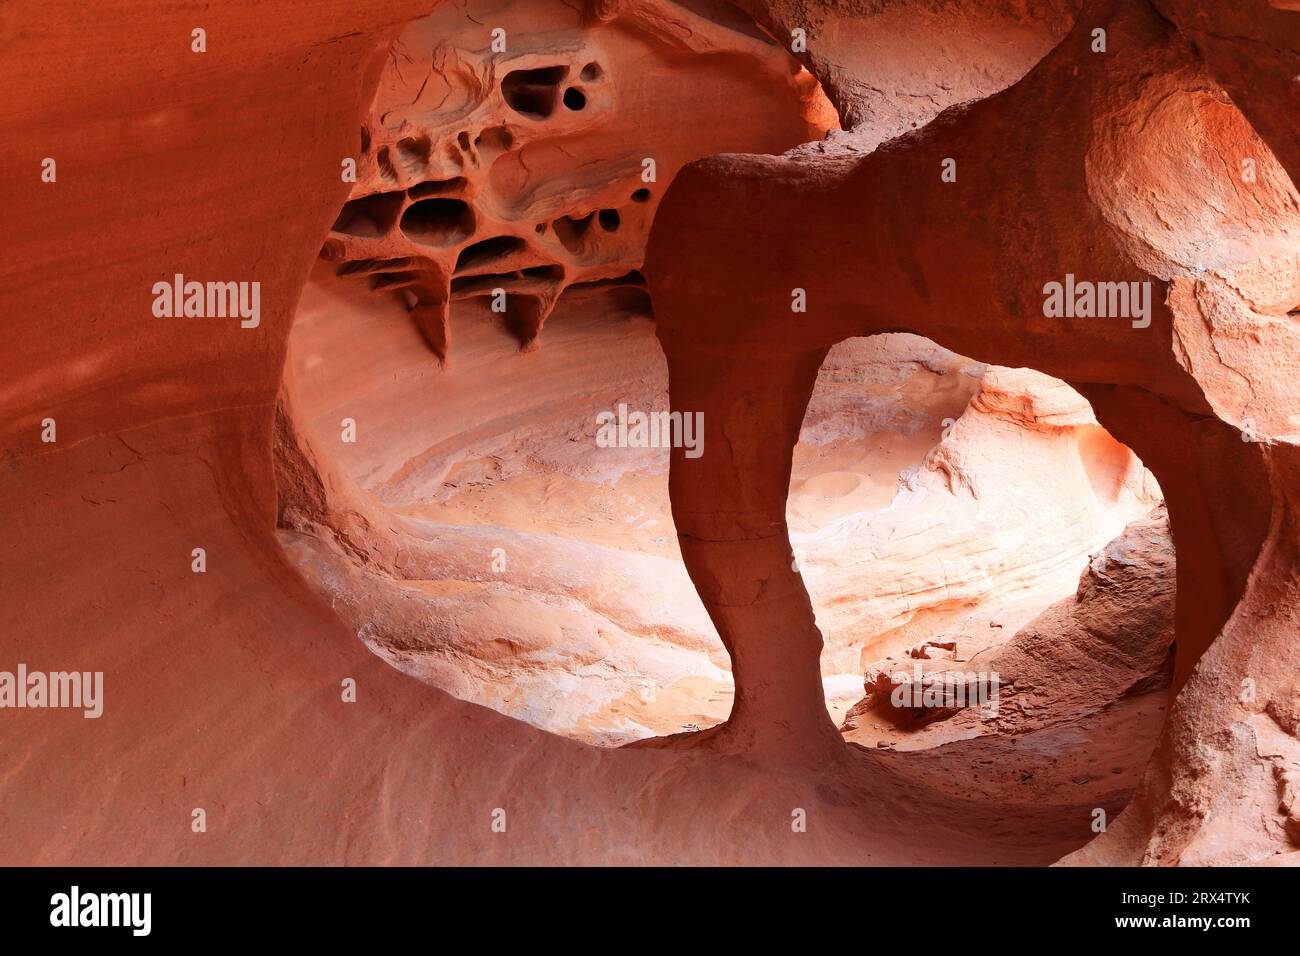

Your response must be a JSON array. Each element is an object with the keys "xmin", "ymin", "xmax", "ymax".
[{"xmin": 4, "ymin": 0, "xmax": 1299, "ymax": 866}]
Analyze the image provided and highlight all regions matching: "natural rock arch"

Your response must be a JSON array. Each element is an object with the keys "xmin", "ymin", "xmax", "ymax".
[{"xmin": 644, "ymin": 0, "xmax": 1300, "ymax": 861}]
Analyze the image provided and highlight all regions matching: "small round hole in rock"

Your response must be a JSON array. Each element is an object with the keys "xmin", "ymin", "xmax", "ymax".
[
  {"xmin": 475, "ymin": 126, "xmax": 514, "ymax": 155},
  {"xmin": 563, "ymin": 87, "xmax": 587, "ymax": 111},
  {"xmin": 501, "ymin": 65, "xmax": 568, "ymax": 118},
  {"xmin": 598, "ymin": 209, "xmax": 621, "ymax": 232}
]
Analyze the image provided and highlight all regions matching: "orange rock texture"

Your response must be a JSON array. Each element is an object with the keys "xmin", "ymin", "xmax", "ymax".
[{"xmin": 3, "ymin": 0, "xmax": 1299, "ymax": 866}]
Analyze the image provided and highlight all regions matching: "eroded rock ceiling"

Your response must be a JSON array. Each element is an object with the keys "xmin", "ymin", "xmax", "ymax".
[{"xmin": 322, "ymin": 0, "xmax": 833, "ymax": 359}]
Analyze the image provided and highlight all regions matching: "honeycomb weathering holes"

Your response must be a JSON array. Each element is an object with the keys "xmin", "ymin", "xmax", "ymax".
[
  {"xmin": 501, "ymin": 65, "xmax": 570, "ymax": 119},
  {"xmin": 331, "ymin": 192, "xmax": 403, "ymax": 238},
  {"xmin": 408, "ymin": 177, "xmax": 467, "ymax": 200},
  {"xmin": 397, "ymin": 135, "xmax": 433, "ymax": 178},
  {"xmin": 475, "ymin": 127, "xmax": 514, "ymax": 155},
  {"xmin": 553, "ymin": 212, "xmax": 595, "ymax": 253},
  {"xmin": 400, "ymin": 197, "xmax": 476, "ymax": 248},
  {"xmin": 324, "ymin": 0, "xmax": 834, "ymax": 361},
  {"xmin": 455, "ymin": 235, "xmax": 527, "ymax": 272}
]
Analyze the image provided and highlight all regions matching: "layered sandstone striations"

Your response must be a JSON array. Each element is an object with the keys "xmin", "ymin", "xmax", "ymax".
[
  {"xmin": 845, "ymin": 506, "xmax": 1175, "ymax": 750},
  {"xmin": 282, "ymin": 264, "xmax": 1160, "ymax": 743},
  {"xmin": 4, "ymin": 0, "xmax": 1299, "ymax": 867}
]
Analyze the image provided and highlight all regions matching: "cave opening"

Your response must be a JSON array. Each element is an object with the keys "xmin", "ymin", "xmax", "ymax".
[
  {"xmin": 280, "ymin": 256, "xmax": 1173, "ymax": 805},
  {"xmin": 792, "ymin": 336, "xmax": 1174, "ymax": 832},
  {"xmin": 291, "ymin": 0, "xmax": 1172, "ymax": 750},
  {"xmin": 272, "ymin": 0, "xmax": 1214, "ymax": 865}
]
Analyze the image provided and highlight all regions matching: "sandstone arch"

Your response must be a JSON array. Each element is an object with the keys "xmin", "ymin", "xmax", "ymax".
[{"xmin": 644, "ymin": 0, "xmax": 1300, "ymax": 860}]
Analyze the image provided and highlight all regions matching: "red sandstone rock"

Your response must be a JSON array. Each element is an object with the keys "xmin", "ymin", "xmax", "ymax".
[
  {"xmin": 644, "ymin": 0, "xmax": 1300, "ymax": 862},
  {"xmin": 324, "ymin": 0, "xmax": 833, "ymax": 360},
  {"xmin": 844, "ymin": 506, "xmax": 1175, "ymax": 749},
  {"xmin": 280, "ymin": 281, "xmax": 1158, "ymax": 744},
  {"xmin": 4, "ymin": 0, "xmax": 1299, "ymax": 869}
]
